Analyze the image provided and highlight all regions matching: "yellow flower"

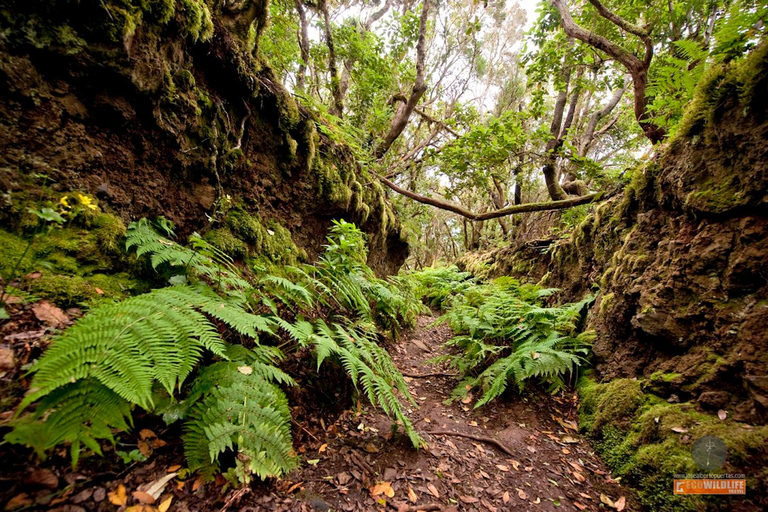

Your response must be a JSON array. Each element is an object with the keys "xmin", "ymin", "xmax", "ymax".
[
  {"xmin": 76, "ymin": 193, "xmax": 98, "ymax": 211},
  {"xmin": 59, "ymin": 196, "xmax": 71, "ymax": 208}
]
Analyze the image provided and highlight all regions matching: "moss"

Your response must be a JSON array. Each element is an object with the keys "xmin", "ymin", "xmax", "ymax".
[
  {"xmin": 650, "ymin": 371, "xmax": 683, "ymax": 383},
  {"xmin": 176, "ymin": 0, "xmax": 214, "ymax": 42},
  {"xmin": 27, "ymin": 272, "xmax": 137, "ymax": 307},
  {"xmin": 580, "ymin": 376, "xmax": 768, "ymax": 511},
  {"xmin": 598, "ymin": 292, "xmax": 614, "ymax": 314},
  {"xmin": 204, "ymin": 228, "xmax": 248, "ymax": 259},
  {"xmin": 676, "ymin": 41, "xmax": 768, "ymax": 141},
  {"xmin": 92, "ymin": 212, "xmax": 127, "ymax": 256},
  {"xmin": 579, "ymin": 377, "xmax": 645, "ymax": 434},
  {"xmin": 223, "ymin": 208, "xmax": 306, "ymax": 265}
]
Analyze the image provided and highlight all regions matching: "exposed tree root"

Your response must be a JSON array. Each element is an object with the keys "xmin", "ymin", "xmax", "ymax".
[{"xmin": 425, "ymin": 430, "xmax": 515, "ymax": 457}]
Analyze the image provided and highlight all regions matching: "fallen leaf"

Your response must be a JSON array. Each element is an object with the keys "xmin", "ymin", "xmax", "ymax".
[
  {"xmin": 237, "ymin": 365, "xmax": 253, "ymax": 375},
  {"xmin": 93, "ymin": 487, "xmax": 107, "ymax": 502},
  {"xmin": 502, "ymin": 491, "xmax": 510, "ymax": 503},
  {"xmin": 138, "ymin": 440, "xmax": 152, "ymax": 457},
  {"xmin": 600, "ymin": 493, "xmax": 615, "ymax": 508},
  {"xmin": 461, "ymin": 394, "xmax": 473, "ymax": 404},
  {"xmin": 25, "ymin": 468, "xmax": 59, "ymax": 489},
  {"xmin": 574, "ymin": 502, "xmax": 588, "ymax": 510},
  {"xmin": 370, "ymin": 481, "xmax": 395, "ymax": 498},
  {"xmin": 287, "ymin": 482, "xmax": 303, "ymax": 493},
  {"xmin": 108, "ymin": 484, "xmax": 128, "ymax": 506},
  {"xmin": 141, "ymin": 473, "xmax": 178, "ymax": 500},
  {"xmin": 364, "ymin": 442, "xmax": 379, "ymax": 453},
  {"xmin": 533, "ymin": 497, "xmax": 541, "ymax": 504},
  {"xmin": 561, "ymin": 436, "xmax": 579, "ymax": 444},
  {"xmin": 4, "ymin": 493, "xmax": 33, "ymax": 510},
  {"xmin": 132, "ymin": 491, "xmax": 156, "ymax": 504},
  {"xmin": 718, "ymin": 410, "xmax": 727, "ymax": 421},
  {"xmin": 158, "ymin": 496, "xmax": 173, "ymax": 512},
  {"xmin": 579, "ymin": 492, "xmax": 592, "ymax": 500},
  {"xmin": 408, "ymin": 487, "xmax": 418, "ymax": 503},
  {"xmin": 167, "ymin": 465, "xmax": 181, "ymax": 472},
  {"xmin": 510, "ymin": 460, "xmax": 520, "ymax": 470},
  {"xmin": 562, "ymin": 448, "xmax": 571, "ymax": 454},
  {"xmin": 32, "ymin": 301, "xmax": 69, "ymax": 327},
  {"xmin": 496, "ymin": 464, "xmax": 509, "ymax": 472},
  {"xmin": 94, "ymin": 287, "xmax": 104, "ymax": 295},
  {"xmin": 572, "ymin": 471, "xmax": 586, "ymax": 482},
  {"xmin": 615, "ymin": 496, "xmax": 627, "ymax": 511},
  {"xmin": 192, "ymin": 477, "xmax": 204, "ymax": 492},
  {"xmin": 427, "ymin": 483, "xmax": 440, "ymax": 498},
  {"xmin": 125, "ymin": 506, "xmax": 154, "ymax": 512},
  {"xmin": 517, "ymin": 489, "xmax": 528, "ymax": 500},
  {"xmin": 318, "ymin": 443, "xmax": 327, "ymax": 453},
  {"xmin": 480, "ymin": 498, "xmax": 498, "ymax": 512},
  {"xmin": 306, "ymin": 459, "xmax": 320, "ymax": 465},
  {"xmin": 671, "ymin": 427, "xmax": 689, "ymax": 433},
  {"xmin": 460, "ymin": 496, "xmax": 479, "ymax": 503},
  {"xmin": 139, "ymin": 429, "xmax": 156, "ymax": 440}
]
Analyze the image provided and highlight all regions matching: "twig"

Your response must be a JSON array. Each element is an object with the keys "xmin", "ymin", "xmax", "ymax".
[
  {"xmin": 425, "ymin": 430, "xmax": 515, "ymax": 457},
  {"xmin": 220, "ymin": 486, "xmax": 251, "ymax": 512},
  {"xmin": 387, "ymin": 502, "xmax": 445, "ymax": 512},
  {"xmin": 400, "ymin": 371, "xmax": 457, "ymax": 378}
]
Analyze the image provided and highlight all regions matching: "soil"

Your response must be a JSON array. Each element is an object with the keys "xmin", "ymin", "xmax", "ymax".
[{"xmin": 0, "ymin": 313, "xmax": 638, "ymax": 512}]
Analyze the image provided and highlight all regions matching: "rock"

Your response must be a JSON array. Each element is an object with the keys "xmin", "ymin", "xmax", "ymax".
[
  {"xmin": 697, "ymin": 391, "xmax": 730, "ymax": 410},
  {"xmin": 667, "ymin": 394, "xmax": 680, "ymax": 403},
  {"xmin": 0, "ymin": 345, "xmax": 15, "ymax": 371},
  {"xmin": 745, "ymin": 375, "xmax": 768, "ymax": 409}
]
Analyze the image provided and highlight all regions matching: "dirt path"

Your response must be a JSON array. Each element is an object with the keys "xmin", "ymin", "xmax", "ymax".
[
  {"xmin": 251, "ymin": 315, "xmax": 639, "ymax": 512},
  {"xmin": 0, "ymin": 314, "xmax": 640, "ymax": 512}
]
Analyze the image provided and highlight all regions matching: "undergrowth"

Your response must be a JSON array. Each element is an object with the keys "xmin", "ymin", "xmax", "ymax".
[
  {"xmin": 402, "ymin": 268, "xmax": 594, "ymax": 407},
  {"xmin": 6, "ymin": 218, "xmax": 423, "ymax": 484}
]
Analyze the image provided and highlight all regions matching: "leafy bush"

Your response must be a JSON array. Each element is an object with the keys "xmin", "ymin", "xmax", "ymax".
[
  {"xmin": 408, "ymin": 272, "xmax": 594, "ymax": 407},
  {"xmin": 399, "ymin": 266, "xmax": 476, "ymax": 309}
]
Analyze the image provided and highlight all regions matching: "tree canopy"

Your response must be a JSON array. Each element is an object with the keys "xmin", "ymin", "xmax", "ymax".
[{"xmin": 258, "ymin": 0, "xmax": 766, "ymax": 266}]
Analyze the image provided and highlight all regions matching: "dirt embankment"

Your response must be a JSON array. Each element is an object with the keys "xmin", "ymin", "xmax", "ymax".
[{"xmin": 0, "ymin": 0, "xmax": 407, "ymax": 275}]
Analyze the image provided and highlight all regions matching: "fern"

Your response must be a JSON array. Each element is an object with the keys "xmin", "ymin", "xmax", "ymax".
[
  {"xmin": 280, "ymin": 317, "xmax": 424, "ymax": 448},
  {"xmin": 7, "ymin": 283, "xmax": 277, "ymax": 465},
  {"xmin": 416, "ymin": 274, "xmax": 594, "ymax": 407},
  {"xmin": 127, "ymin": 218, "xmax": 250, "ymax": 292},
  {"xmin": 9, "ymin": 217, "xmax": 424, "ymax": 483},
  {"xmin": 183, "ymin": 361, "xmax": 296, "ymax": 482}
]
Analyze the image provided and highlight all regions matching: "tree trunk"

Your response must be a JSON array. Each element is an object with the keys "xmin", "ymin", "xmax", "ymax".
[
  {"xmin": 375, "ymin": 0, "xmax": 431, "ymax": 158},
  {"xmin": 319, "ymin": 0, "xmax": 344, "ymax": 117},
  {"xmin": 295, "ymin": 0, "xmax": 310, "ymax": 91}
]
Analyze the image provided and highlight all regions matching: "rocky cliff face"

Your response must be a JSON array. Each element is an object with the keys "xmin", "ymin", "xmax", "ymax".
[
  {"xmin": 0, "ymin": 0, "xmax": 407, "ymax": 275},
  {"xmin": 463, "ymin": 44, "xmax": 768, "ymax": 425}
]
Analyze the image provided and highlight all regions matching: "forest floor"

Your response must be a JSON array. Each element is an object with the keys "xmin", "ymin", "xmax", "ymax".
[{"xmin": 1, "ymin": 312, "xmax": 639, "ymax": 512}]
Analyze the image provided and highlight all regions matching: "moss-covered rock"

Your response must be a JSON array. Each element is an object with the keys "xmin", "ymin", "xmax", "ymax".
[{"xmin": 579, "ymin": 377, "xmax": 768, "ymax": 511}]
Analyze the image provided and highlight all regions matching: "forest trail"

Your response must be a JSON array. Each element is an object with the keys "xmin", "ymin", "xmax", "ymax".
[
  {"xmin": 0, "ymin": 312, "xmax": 638, "ymax": 512},
  {"xmin": 257, "ymin": 315, "xmax": 638, "ymax": 512}
]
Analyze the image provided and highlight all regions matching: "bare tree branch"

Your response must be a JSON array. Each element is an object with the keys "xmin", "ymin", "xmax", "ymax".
[
  {"xmin": 579, "ymin": 77, "xmax": 628, "ymax": 156},
  {"xmin": 318, "ymin": 0, "xmax": 344, "ymax": 117},
  {"xmin": 376, "ymin": 0, "xmax": 432, "ymax": 158},
  {"xmin": 550, "ymin": 0, "xmax": 664, "ymax": 143},
  {"xmin": 294, "ymin": 0, "xmax": 310, "ymax": 91},
  {"xmin": 378, "ymin": 175, "xmax": 610, "ymax": 221}
]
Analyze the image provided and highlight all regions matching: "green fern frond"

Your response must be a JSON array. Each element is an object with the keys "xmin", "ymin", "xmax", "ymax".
[{"xmin": 183, "ymin": 362, "xmax": 296, "ymax": 481}]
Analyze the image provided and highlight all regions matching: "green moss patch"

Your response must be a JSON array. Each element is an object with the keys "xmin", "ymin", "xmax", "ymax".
[{"xmin": 579, "ymin": 377, "xmax": 768, "ymax": 511}]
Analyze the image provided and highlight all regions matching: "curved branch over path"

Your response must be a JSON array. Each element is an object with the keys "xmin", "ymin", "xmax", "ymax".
[{"xmin": 378, "ymin": 175, "xmax": 612, "ymax": 221}]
